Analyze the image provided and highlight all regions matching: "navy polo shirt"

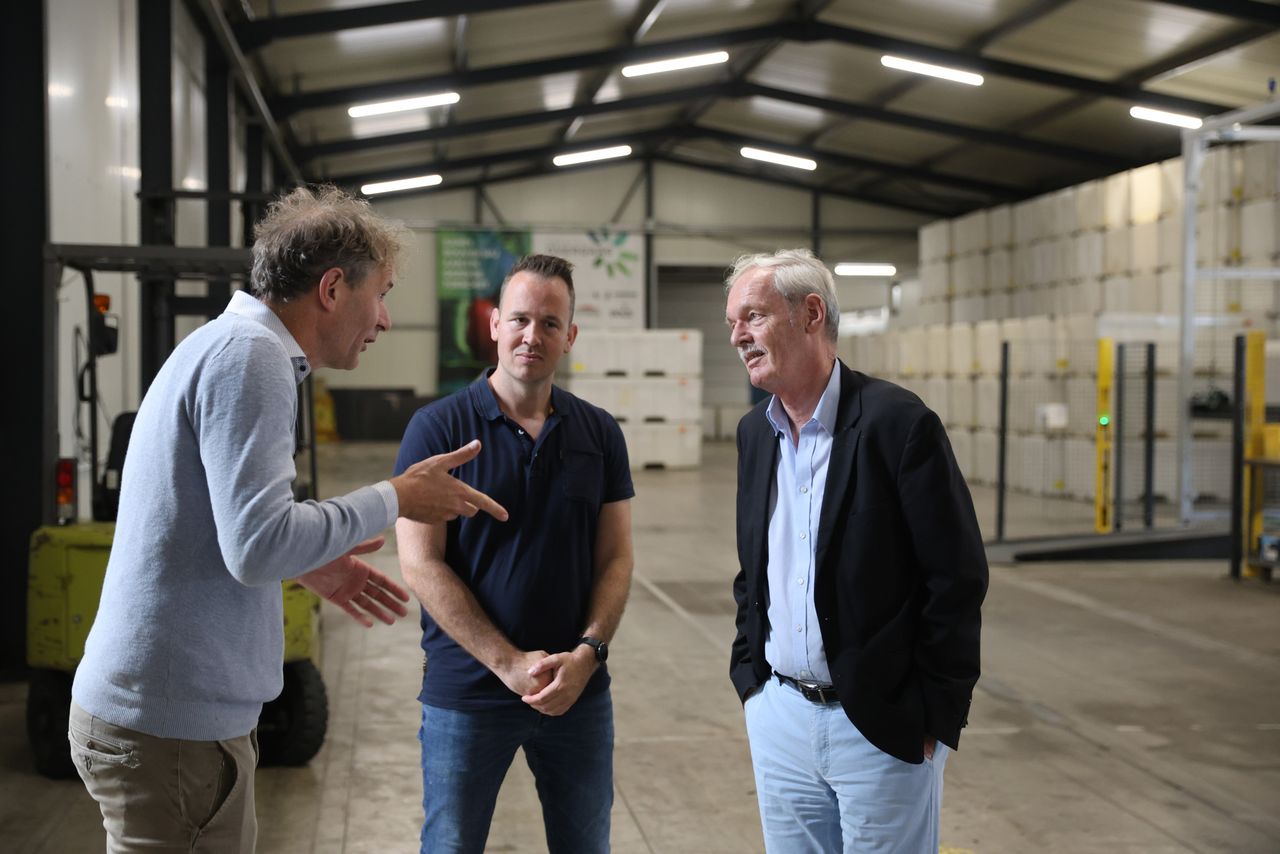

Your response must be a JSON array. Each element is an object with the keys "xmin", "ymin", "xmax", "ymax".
[{"xmin": 394, "ymin": 369, "xmax": 634, "ymax": 710}]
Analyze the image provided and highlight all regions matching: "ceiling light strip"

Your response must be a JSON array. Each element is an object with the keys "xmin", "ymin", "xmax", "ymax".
[{"xmin": 880, "ymin": 55, "xmax": 983, "ymax": 86}]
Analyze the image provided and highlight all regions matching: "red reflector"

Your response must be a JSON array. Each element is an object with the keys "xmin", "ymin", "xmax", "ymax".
[{"xmin": 93, "ymin": 293, "xmax": 111, "ymax": 313}]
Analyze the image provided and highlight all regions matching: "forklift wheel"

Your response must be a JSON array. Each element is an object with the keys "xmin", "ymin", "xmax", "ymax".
[
  {"xmin": 257, "ymin": 661, "xmax": 328, "ymax": 767},
  {"xmin": 27, "ymin": 669, "xmax": 76, "ymax": 779}
]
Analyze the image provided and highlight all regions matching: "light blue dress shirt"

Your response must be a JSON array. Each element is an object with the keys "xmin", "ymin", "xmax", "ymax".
[{"xmin": 763, "ymin": 360, "xmax": 840, "ymax": 685}]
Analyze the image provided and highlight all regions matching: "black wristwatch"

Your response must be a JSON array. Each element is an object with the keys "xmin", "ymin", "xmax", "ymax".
[{"xmin": 576, "ymin": 636, "xmax": 608, "ymax": 663}]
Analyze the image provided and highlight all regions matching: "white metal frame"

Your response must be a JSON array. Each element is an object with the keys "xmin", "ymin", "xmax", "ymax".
[{"xmin": 1179, "ymin": 100, "xmax": 1280, "ymax": 524}]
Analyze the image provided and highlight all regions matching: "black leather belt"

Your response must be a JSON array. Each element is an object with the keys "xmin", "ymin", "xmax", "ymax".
[{"xmin": 774, "ymin": 672, "xmax": 839, "ymax": 704}]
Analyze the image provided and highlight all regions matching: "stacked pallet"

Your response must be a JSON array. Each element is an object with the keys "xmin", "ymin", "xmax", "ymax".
[{"xmin": 562, "ymin": 329, "xmax": 703, "ymax": 469}]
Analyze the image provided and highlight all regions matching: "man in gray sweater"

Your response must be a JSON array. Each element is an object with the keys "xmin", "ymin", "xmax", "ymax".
[{"xmin": 69, "ymin": 185, "xmax": 507, "ymax": 852}]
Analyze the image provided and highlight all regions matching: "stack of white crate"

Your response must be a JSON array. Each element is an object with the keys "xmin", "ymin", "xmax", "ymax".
[{"xmin": 562, "ymin": 329, "xmax": 703, "ymax": 469}]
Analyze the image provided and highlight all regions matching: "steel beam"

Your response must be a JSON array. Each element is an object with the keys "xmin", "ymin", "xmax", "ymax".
[
  {"xmin": 1154, "ymin": 0, "xmax": 1280, "ymax": 26},
  {"xmin": 272, "ymin": 24, "xmax": 782, "ymax": 118},
  {"xmin": 235, "ymin": 0, "xmax": 551, "ymax": 50}
]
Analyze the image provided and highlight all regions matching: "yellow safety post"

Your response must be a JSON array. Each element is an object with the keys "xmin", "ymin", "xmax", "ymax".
[
  {"xmin": 1095, "ymin": 338, "xmax": 1114, "ymax": 533},
  {"xmin": 1243, "ymin": 330, "xmax": 1266, "ymax": 578}
]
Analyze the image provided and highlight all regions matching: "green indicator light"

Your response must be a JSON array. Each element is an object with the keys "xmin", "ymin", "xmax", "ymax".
[{"xmin": 1098, "ymin": 415, "xmax": 1110, "ymax": 426}]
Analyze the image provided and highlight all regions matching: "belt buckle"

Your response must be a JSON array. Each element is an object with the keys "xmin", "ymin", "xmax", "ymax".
[{"xmin": 795, "ymin": 678, "xmax": 835, "ymax": 704}]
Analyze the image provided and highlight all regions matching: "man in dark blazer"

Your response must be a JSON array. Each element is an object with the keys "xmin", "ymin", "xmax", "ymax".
[{"xmin": 725, "ymin": 248, "xmax": 988, "ymax": 853}]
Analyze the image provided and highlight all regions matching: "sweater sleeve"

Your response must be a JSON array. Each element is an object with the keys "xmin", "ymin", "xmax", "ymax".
[{"xmin": 195, "ymin": 335, "xmax": 396, "ymax": 586}]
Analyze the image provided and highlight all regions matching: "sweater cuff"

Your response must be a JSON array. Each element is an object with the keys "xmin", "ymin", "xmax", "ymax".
[{"xmin": 371, "ymin": 480, "xmax": 399, "ymax": 526}]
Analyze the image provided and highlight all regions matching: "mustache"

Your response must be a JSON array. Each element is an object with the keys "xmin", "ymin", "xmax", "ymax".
[{"xmin": 738, "ymin": 345, "xmax": 765, "ymax": 364}]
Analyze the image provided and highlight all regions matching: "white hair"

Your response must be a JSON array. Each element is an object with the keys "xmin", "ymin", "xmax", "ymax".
[{"xmin": 725, "ymin": 248, "xmax": 839, "ymax": 342}]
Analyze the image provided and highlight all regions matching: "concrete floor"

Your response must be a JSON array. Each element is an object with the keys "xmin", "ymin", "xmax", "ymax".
[{"xmin": 3, "ymin": 440, "xmax": 1279, "ymax": 853}]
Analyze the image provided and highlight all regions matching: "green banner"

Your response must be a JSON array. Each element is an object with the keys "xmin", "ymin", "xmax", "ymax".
[{"xmin": 436, "ymin": 230, "xmax": 531, "ymax": 394}]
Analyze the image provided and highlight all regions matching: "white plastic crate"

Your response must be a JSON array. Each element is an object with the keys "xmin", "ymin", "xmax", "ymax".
[
  {"xmin": 952, "ymin": 254, "xmax": 987, "ymax": 296},
  {"xmin": 565, "ymin": 376, "xmax": 702, "ymax": 424},
  {"xmin": 952, "ymin": 295, "xmax": 985, "ymax": 323},
  {"xmin": 1064, "ymin": 278, "xmax": 1104, "ymax": 315},
  {"xmin": 1065, "ymin": 377, "xmax": 1095, "ymax": 436},
  {"xmin": 1103, "ymin": 171, "xmax": 1131, "ymax": 230},
  {"xmin": 948, "ymin": 323, "xmax": 976, "ymax": 376},
  {"xmin": 988, "ymin": 248, "xmax": 1012, "ymax": 291},
  {"xmin": 1200, "ymin": 145, "xmax": 1243, "ymax": 208},
  {"xmin": 1241, "ymin": 142, "xmax": 1279, "ymax": 201},
  {"xmin": 1157, "ymin": 214, "xmax": 1184, "ymax": 270},
  {"xmin": 898, "ymin": 327, "xmax": 928, "ymax": 376},
  {"xmin": 1104, "ymin": 226, "xmax": 1131, "ymax": 275},
  {"xmin": 1241, "ymin": 198, "xmax": 1279, "ymax": 263},
  {"xmin": 989, "ymin": 205, "xmax": 1013, "ymax": 248},
  {"xmin": 985, "ymin": 290, "xmax": 1011, "ymax": 320},
  {"xmin": 1076, "ymin": 179, "xmax": 1106, "ymax": 232},
  {"xmin": 953, "ymin": 210, "xmax": 990, "ymax": 254},
  {"xmin": 973, "ymin": 429, "xmax": 998, "ymax": 485},
  {"xmin": 1104, "ymin": 274, "xmax": 1160, "ymax": 314},
  {"xmin": 948, "ymin": 428, "xmax": 974, "ymax": 480},
  {"xmin": 920, "ymin": 220, "xmax": 952, "ymax": 263},
  {"xmin": 1130, "ymin": 221, "xmax": 1159, "ymax": 272},
  {"xmin": 1064, "ymin": 437, "xmax": 1095, "ymax": 500},
  {"xmin": 1196, "ymin": 204, "xmax": 1242, "ymax": 265},
  {"xmin": 975, "ymin": 320, "xmax": 1003, "ymax": 375},
  {"xmin": 1067, "ymin": 232, "xmax": 1104, "ymax": 280},
  {"xmin": 923, "ymin": 377, "xmax": 951, "ymax": 423},
  {"xmin": 925, "ymin": 323, "xmax": 950, "ymax": 375},
  {"xmin": 1158, "ymin": 156, "xmax": 1183, "ymax": 216},
  {"xmin": 567, "ymin": 329, "xmax": 701, "ymax": 377},
  {"xmin": 620, "ymin": 422, "xmax": 701, "ymax": 469},
  {"xmin": 975, "ymin": 377, "xmax": 1000, "ymax": 430},
  {"xmin": 949, "ymin": 377, "xmax": 975, "ymax": 428},
  {"xmin": 1130, "ymin": 163, "xmax": 1163, "ymax": 225},
  {"xmin": 1043, "ymin": 436, "xmax": 1068, "ymax": 496},
  {"xmin": 921, "ymin": 260, "xmax": 951, "ymax": 301},
  {"xmin": 1049, "ymin": 187, "xmax": 1079, "ymax": 237}
]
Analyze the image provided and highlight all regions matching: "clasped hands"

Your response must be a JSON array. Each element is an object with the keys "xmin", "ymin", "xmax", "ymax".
[{"xmin": 498, "ymin": 646, "xmax": 598, "ymax": 716}]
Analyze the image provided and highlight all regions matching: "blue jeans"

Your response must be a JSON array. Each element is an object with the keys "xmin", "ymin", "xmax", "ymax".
[
  {"xmin": 419, "ymin": 689, "xmax": 614, "ymax": 854},
  {"xmin": 743, "ymin": 676, "xmax": 948, "ymax": 854}
]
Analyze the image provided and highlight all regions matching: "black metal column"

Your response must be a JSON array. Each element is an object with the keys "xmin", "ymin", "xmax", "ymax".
[
  {"xmin": 2, "ymin": 0, "xmax": 51, "ymax": 673},
  {"xmin": 811, "ymin": 191, "xmax": 822, "ymax": 258},
  {"xmin": 1144, "ymin": 342, "xmax": 1156, "ymax": 529},
  {"xmin": 1230, "ymin": 334, "xmax": 1246, "ymax": 581},
  {"xmin": 206, "ymin": 34, "xmax": 231, "ymax": 310},
  {"xmin": 996, "ymin": 340, "xmax": 1009, "ymax": 542},
  {"xmin": 1115, "ymin": 344, "xmax": 1126, "ymax": 531},
  {"xmin": 644, "ymin": 157, "xmax": 656, "ymax": 328},
  {"xmin": 139, "ymin": 0, "xmax": 176, "ymax": 392},
  {"xmin": 242, "ymin": 122, "xmax": 264, "ymax": 246}
]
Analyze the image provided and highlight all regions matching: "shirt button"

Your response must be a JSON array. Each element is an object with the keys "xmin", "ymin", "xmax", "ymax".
[
  {"xmin": 796, "ymin": 577, "xmax": 804, "ymax": 585},
  {"xmin": 800, "ymin": 486, "xmax": 808, "ymax": 494},
  {"xmin": 799, "ymin": 532, "xmax": 807, "ymax": 540},
  {"xmin": 795, "ymin": 625, "xmax": 802, "ymax": 633}
]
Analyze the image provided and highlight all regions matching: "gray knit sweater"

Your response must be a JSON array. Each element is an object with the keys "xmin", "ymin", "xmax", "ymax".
[{"xmin": 73, "ymin": 291, "xmax": 397, "ymax": 740}]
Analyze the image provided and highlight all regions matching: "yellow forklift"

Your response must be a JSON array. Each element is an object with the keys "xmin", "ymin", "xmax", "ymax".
[{"xmin": 27, "ymin": 244, "xmax": 328, "ymax": 778}]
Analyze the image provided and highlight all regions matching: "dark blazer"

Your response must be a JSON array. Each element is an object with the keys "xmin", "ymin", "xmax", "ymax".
[{"xmin": 730, "ymin": 361, "xmax": 988, "ymax": 764}]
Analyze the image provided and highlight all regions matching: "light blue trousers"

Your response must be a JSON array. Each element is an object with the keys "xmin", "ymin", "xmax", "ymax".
[{"xmin": 743, "ymin": 677, "xmax": 947, "ymax": 854}]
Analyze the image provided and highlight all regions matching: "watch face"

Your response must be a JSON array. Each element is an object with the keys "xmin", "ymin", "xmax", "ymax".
[{"xmin": 596, "ymin": 641, "xmax": 608, "ymax": 663}]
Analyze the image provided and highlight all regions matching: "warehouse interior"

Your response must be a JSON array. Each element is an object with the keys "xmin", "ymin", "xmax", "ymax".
[{"xmin": 2, "ymin": 0, "xmax": 1279, "ymax": 851}]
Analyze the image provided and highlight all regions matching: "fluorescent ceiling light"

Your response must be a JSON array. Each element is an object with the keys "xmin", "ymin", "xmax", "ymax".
[
  {"xmin": 348, "ymin": 91, "xmax": 460, "ymax": 118},
  {"xmin": 361, "ymin": 174, "xmax": 442, "ymax": 195},
  {"xmin": 621, "ymin": 50, "xmax": 729, "ymax": 78},
  {"xmin": 835, "ymin": 263, "xmax": 897, "ymax": 277},
  {"xmin": 740, "ymin": 146, "xmax": 816, "ymax": 171},
  {"xmin": 553, "ymin": 145, "xmax": 633, "ymax": 167},
  {"xmin": 1129, "ymin": 105, "xmax": 1202, "ymax": 130},
  {"xmin": 880, "ymin": 55, "xmax": 983, "ymax": 86}
]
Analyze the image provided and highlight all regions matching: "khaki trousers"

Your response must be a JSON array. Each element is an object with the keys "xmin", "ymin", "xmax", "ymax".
[{"xmin": 69, "ymin": 702, "xmax": 259, "ymax": 853}]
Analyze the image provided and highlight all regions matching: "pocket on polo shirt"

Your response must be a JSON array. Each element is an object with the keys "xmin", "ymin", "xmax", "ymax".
[{"xmin": 562, "ymin": 449, "xmax": 604, "ymax": 503}]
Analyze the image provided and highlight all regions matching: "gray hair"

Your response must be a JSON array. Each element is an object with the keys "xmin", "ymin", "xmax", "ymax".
[
  {"xmin": 250, "ymin": 184, "xmax": 404, "ymax": 302},
  {"xmin": 724, "ymin": 248, "xmax": 839, "ymax": 342}
]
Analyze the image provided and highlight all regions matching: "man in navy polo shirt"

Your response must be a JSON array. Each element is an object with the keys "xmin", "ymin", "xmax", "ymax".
[{"xmin": 395, "ymin": 253, "xmax": 634, "ymax": 854}]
